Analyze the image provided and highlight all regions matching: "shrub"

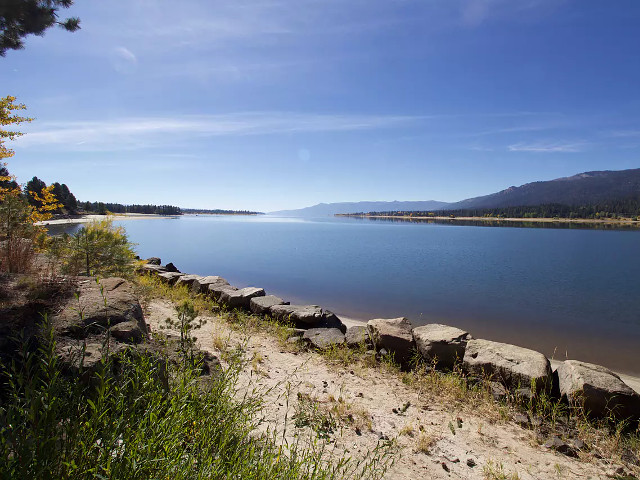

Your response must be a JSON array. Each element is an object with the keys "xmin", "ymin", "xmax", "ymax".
[{"xmin": 52, "ymin": 218, "xmax": 136, "ymax": 277}]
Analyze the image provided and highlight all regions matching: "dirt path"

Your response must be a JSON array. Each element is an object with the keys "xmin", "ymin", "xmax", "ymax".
[{"xmin": 145, "ymin": 299, "xmax": 619, "ymax": 480}]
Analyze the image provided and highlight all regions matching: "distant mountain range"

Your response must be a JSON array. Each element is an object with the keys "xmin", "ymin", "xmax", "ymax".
[
  {"xmin": 268, "ymin": 168, "xmax": 640, "ymax": 216},
  {"xmin": 269, "ymin": 200, "xmax": 449, "ymax": 217}
]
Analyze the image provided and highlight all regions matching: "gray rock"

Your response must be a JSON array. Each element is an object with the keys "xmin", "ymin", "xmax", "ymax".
[
  {"xmin": 191, "ymin": 276, "xmax": 229, "ymax": 294},
  {"xmin": 157, "ymin": 272, "xmax": 184, "ymax": 285},
  {"xmin": 303, "ymin": 328, "xmax": 345, "ymax": 349},
  {"xmin": 145, "ymin": 257, "xmax": 161, "ymax": 265},
  {"xmin": 412, "ymin": 323, "xmax": 472, "ymax": 369},
  {"xmin": 110, "ymin": 320, "xmax": 146, "ymax": 343},
  {"xmin": 367, "ymin": 317, "xmax": 414, "ymax": 365},
  {"xmin": 52, "ymin": 277, "xmax": 147, "ymax": 340},
  {"xmin": 345, "ymin": 325, "xmax": 371, "ymax": 348},
  {"xmin": 138, "ymin": 264, "xmax": 167, "ymax": 276},
  {"xmin": 317, "ymin": 310, "xmax": 347, "ymax": 333},
  {"xmin": 164, "ymin": 262, "xmax": 180, "ymax": 273},
  {"xmin": 556, "ymin": 360, "xmax": 640, "ymax": 420},
  {"xmin": 269, "ymin": 304, "xmax": 324, "ymax": 326},
  {"xmin": 209, "ymin": 283, "xmax": 238, "ymax": 301},
  {"xmin": 175, "ymin": 274, "xmax": 202, "ymax": 289},
  {"xmin": 544, "ymin": 436, "xmax": 577, "ymax": 457},
  {"xmin": 463, "ymin": 339, "xmax": 552, "ymax": 392},
  {"xmin": 250, "ymin": 295, "xmax": 288, "ymax": 315},
  {"xmin": 489, "ymin": 381, "xmax": 507, "ymax": 401},
  {"xmin": 219, "ymin": 287, "xmax": 265, "ymax": 309}
]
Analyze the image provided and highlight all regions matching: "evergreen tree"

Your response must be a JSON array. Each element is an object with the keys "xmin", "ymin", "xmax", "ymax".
[
  {"xmin": 24, "ymin": 176, "xmax": 47, "ymax": 208},
  {"xmin": 1, "ymin": 0, "xmax": 80, "ymax": 56}
]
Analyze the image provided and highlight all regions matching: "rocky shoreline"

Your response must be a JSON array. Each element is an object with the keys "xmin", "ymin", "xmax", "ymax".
[{"xmin": 140, "ymin": 257, "xmax": 640, "ymax": 422}]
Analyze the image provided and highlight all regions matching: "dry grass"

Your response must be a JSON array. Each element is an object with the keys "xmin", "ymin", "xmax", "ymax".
[
  {"xmin": 483, "ymin": 459, "xmax": 521, "ymax": 480},
  {"xmin": 415, "ymin": 433, "xmax": 437, "ymax": 454}
]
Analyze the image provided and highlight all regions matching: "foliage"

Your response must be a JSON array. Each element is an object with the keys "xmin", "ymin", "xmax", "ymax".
[
  {"xmin": 0, "ymin": 322, "xmax": 389, "ymax": 479},
  {"xmin": 0, "ymin": 96, "xmax": 32, "ymax": 162},
  {"xmin": 52, "ymin": 218, "xmax": 136, "ymax": 277},
  {"xmin": 163, "ymin": 300, "xmax": 207, "ymax": 361},
  {"xmin": 82, "ymin": 201, "xmax": 182, "ymax": 215},
  {"xmin": 0, "ymin": 0, "xmax": 80, "ymax": 56}
]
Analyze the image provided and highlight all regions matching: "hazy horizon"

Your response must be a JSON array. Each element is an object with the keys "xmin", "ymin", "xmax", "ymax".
[{"xmin": 4, "ymin": 0, "xmax": 640, "ymax": 211}]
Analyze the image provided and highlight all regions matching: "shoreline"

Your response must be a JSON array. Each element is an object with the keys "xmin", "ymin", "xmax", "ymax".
[
  {"xmin": 37, "ymin": 213, "xmax": 181, "ymax": 226},
  {"xmin": 340, "ymin": 214, "xmax": 640, "ymax": 226},
  {"xmin": 305, "ymin": 315, "xmax": 640, "ymax": 395}
]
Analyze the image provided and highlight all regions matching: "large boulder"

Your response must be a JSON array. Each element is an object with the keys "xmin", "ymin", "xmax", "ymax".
[
  {"xmin": 209, "ymin": 283, "xmax": 238, "ymax": 301},
  {"xmin": 52, "ymin": 277, "xmax": 147, "ymax": 340},
  {"xmin": 157, "ymin": 272, "xmax": 184, "ymax": 285},
  {"xmin": 191, "ymin": 276, "xmax": 229, "ymax": 294},
  {"xmin": 463, "ymin": 339, "xmax": 552, "ymax": 392},
  {"xmin": 345, "ymin": 325, "xmax": 371, "ymax": 348},
  {"xmin": 219, "ymin": 287, "xmax": 265, "ymax": 309},
  {"xmin": 250, "ymin": 295, "xmax": 289, "ymax": 315},
  {"xmin": 556, "ymin": 360, "xmax": 640, "ymax": 420},
  {"xmin": 412, "ymin": 324, "xmax": 472, "ymax": 369},
  {"xmin": 175, "ymin": 275, "xmax": 202, "ymax": 289},
  {"xmin": 164, "ymin": 262, "xmax": 180, "ymax": 273},
  {"xmin": 367, "ymin": 317, "xmax": 414, "ymax": 365},
  {"xmin": 145, "ymin": 257, "xmax": 161, "ymax": 265},
  {"xmin": 269, "ymin": 304, "xmax": 324, "ymax": 326},
  {"xmin": 303, "ymin": 328, "xmax": 345, "ymax": 350},
  {"xmin": 138, "ymin": 264, "xmax": 167, "ymax": 276}
]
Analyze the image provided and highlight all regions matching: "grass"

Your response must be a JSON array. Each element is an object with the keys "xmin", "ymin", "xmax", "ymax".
[
  {"xmin": 483, "ymin": 460, "xmax": 521, "ymax": 480},
  {"xmin": 0, "ymin": 319, "xmax": 393, "ymax": 479}
]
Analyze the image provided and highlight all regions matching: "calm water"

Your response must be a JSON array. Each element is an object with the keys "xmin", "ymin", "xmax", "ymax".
[{"xmin": 52, "ymin": 215, "xmax": 640, "ymax": 375}]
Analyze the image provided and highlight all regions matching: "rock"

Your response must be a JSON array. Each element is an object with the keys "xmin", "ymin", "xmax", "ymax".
[
  {"xmin": 412, "ymin": 323, "xmax": 472, "ymax": 369},
  {"xmin": 175, "ymin": 275, "xmax": 202, "ymax": 289},
  {"xmin": 164, "ymin": 262, "xmax": 180, "ymax": 273},
  {"xmin": 513, "ymin": 413, "xmax": 530, "ymax": 427},
  {"xmin": 146, "ymin": 257, "xmax": 161, "ymax": 265},
  {"xmin": 110, "ymin": 320, "xmax": 146, "ymax": 343},
  {"xmin": 52, "ymin": 277, "xmax": 147, "ymax": 340},
  {"xmin": 56, "ymin": 340, "xmax": 123, "ymax": 377},
  {"xmin": 302, "ymin": 328, "xmax": 345, "ymax": 349},
  {"xmin": 367, "ymin": 317, "xmax": 414, "ymax": 366},
  {"xmin": 463, "ymin": 339, "xmax": 552, "ymax": 392},
  {"xmin": 209, "ymin": 283, "xmax": 238, "ymax": 301},
  {"xmin": 191, "ymin": 276, "xmax": 229, "ymax": 294},
  {"xmin": 157, "ymin": 272, "xmax": 184, "ymax": 285},
  {"xmin": 466, "ymin": 458, "xmax": 476, "ymax": 468},
  {"xmin": 138, "ymin": 264, "xmax": 167, "ymax": 276},
  {"xmin": 219, "ymin": 287, "xmax": 265, "ymax": 309},
  {"xmin": 345, "ymin": 325, "xmax": 371, "ymax": 348},
  {"xmin": 489, "ymin": 381, "xmax": 507, "ymax": 401},
  {"xmin": 544, "ymin": 436, "xmax": 577, "ymax": 457},
  {"xmin": 556, "ymin": 360, "xmax": 640, "ymax": 420},
  {"xmin": 250, "ymin": 295, "xmax": 288, "ymax": 315},
  {"xmin": 316, "ymin": 310, "xmax": 347, "ymax": 333},
  {"xmin": 269, "ymin": 304, "xmax": 324, "ymax": 326}
]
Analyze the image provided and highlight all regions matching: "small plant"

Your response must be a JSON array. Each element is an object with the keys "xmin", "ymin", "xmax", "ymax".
[
  {"xmin": 415, "ymin": 433, "xmax": 436, "ymax": 454},
  {"xmin": 163, "ymin": 300, "xmax": 207, "ymax": 362},
  {"xmin": 483, "ymin": 460, "xmax": 521, "ymax": 480}
]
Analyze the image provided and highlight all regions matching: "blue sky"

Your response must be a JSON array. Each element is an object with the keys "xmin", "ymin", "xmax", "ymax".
[{"xmin": 2, "ymin": 0, "xmax": 640, "ymax": 211}]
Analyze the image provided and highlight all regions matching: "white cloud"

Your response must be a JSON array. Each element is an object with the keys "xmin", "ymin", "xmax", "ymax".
[
  {"xmin": 110, "ymin": 46, "xmax": 138, "ymax": 73},
  {"xmin": 608, "ymin": 129, "xmax": 640, "ymax": 138},
  {"xmin": 16, "ymin": 112, "xmax": 423, "ymax": 151},
  {"xmin": 507, "ymin": 141, "xmax": 588, "ymax": 153}
]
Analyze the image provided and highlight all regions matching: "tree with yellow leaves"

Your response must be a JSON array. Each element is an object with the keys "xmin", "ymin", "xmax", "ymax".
[{"xmin": 1, "ymin": 96, "xmax": 61, "ymax": 272}]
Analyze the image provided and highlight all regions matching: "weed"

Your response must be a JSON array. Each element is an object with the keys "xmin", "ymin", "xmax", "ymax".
[
  {"xmin": 415, "ymin": 433, "xmax": 437, "ymax": 454},
  {"xmin": 483, "ymin": 459, "xmax": 521, "ymax": 480}
]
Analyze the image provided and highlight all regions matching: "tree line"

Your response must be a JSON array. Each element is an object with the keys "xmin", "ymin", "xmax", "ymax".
[
  {"xmin": 82, "ymin": 202, "xmax": 182, "ymax": 216},
  {"xmin": 354, "ymin": 196, "xmax": 640, "ymax": 220}
]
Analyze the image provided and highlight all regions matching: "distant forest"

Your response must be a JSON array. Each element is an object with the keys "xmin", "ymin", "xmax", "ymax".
[
  {"xmin": 181, "ymin": 208, "xmax": 262, "ymax": 215},
  {"xmin": 353, "ymin": 196, "xmax": 640, "ymax": 220},
  {"xmin": 81, "ymin": 202, "xmax": 182, "ymax": 215}
]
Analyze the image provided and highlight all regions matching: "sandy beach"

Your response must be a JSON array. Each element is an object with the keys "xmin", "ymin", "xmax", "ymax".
[{"xmin": 37, "ymin": 213, "xmax": 181, "ymax": 226}]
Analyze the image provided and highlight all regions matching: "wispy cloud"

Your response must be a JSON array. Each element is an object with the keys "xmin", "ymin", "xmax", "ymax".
[
  {"xmin": 507, "ymin": 141, "xmax": 588, "ymax": 153},
  {"xmin": 607, "ymin": 129, "xmax": 640, "ymax": 138},
  {"xmin": 16, "ymin": 112, "xmax": 423, "ymax": 150}
]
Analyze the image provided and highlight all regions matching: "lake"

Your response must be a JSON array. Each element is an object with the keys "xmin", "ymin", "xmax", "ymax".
[{"xmin": 52, "ymin": 215, "xmax": 640, "ymax": 375}]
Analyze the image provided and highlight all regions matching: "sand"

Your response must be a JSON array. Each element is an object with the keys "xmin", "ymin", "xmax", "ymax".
[
  {"xmin": 37, "ymin": 213, "xmax": 180, "ymax": 226},
  {"xmin": 143, "ymin": 299, "xmax": 636, "ymax": 479}
]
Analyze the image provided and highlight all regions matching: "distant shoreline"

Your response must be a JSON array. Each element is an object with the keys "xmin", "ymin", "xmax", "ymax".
[{"xmin": 338, "ymin": 214, "xmax": 640, "ymax": 226}]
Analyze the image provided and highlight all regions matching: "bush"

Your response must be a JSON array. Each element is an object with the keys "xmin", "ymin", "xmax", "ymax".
[{"xmin": 52, "ymin": 218, "xmax": 136, "ymax": 277}]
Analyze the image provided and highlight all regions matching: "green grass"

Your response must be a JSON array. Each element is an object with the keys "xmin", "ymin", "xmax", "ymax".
[{"xmin": 0, "ymin": 320, "xmax": 393, "ymax": 479}]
